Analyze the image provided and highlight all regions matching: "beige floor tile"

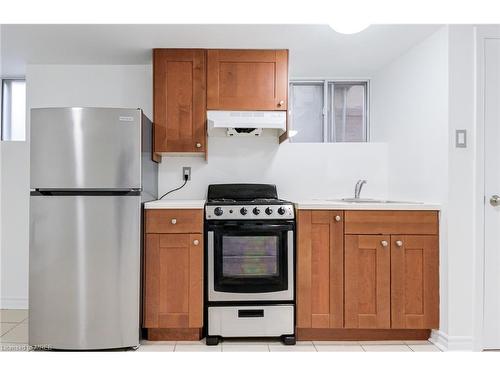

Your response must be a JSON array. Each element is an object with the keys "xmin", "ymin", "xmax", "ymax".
[
  {"xmin": 408, "ymin": 344, "xmax": 441, "ymax": 352},
  {"xmin": 222, "ymin": 339, "xmax": 278, "ymax": 345},
  {"xmin": 268, "ymin": 343, "xmax": 316, "ymax": 352},
  {"xmin": 0, "ymin": 309, "xmax": 28, "ymax": 323},
  {"xmin": 362, "ymin": 344, "xmax": 412, "ymax": 352},
  {"xmin": 176, "ymin": 339, "xmax": 205, "ymax": 345},
  {"xmin": 361, "ymin": 340, "xmax": 406, "ymax": 345},
  {"xmin": 222, "ymin": 344, "xmax": 269, "ymax": 352},
  {"xmin": 313, "ymin": 341, "xmax": 360, "ymax": 345},
  {"xmin": 1, "ymin": 323, "xmax": 18, "ymax": 336},
  {"xmin": 0, "ymin": 324, "xmax": 28, "ymax": 343},
  {"xmin": 315, "ymin": 345, "xmax": 364, "ymax": 352},
  {"xmin": 137, "ymin": 344, "xmax": 175, "ymax": 352},
  {"xmin": 140, "ymin": 340, "xmax": 177, "ymax": 345},
  {"xmin": 404, "ymin": 340, "xmax": 432, "ymax": 345},
  {"xmin": 175, "ymin": 344, "xmax": 221, "ymax": 352}
]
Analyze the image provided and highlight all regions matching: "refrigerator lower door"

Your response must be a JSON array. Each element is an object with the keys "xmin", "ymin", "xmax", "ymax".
[{"xmin": 29, "ymin": 194, "xmax": 141, "ymax": 350}]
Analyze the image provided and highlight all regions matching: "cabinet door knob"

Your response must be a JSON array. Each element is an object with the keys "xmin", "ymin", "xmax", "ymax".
[
  {"xmin": 195, "ymin": 142, "xmax": 202, "ymax": 148},
  {"xmin": 335, "ymin": 215, "xmax": 341, "ymax": 222},
  {"xmin": 171, "ymin": 219, "xmax": 177, "ymax": 224},
  {"xmin": 278, "ymin": 100, "xmax": 284, "ymax": 107},
  {"xmin": 395, "ymin": 240, "xmax": 403, "ymax": 247},
  {"xmin": 193, "ymin": 239, "xmax": 200, "ymax": 246},
  {"xmin": 380, "ymin": 240, "xmax": 388, "ymax": 247}
]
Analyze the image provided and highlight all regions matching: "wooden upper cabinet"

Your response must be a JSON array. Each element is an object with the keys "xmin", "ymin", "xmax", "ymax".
[
  {"xmin": 153, "ymin": 49, "xmax": 206, "ymax": 153},
  {"xmin": 344, "ymin": 235, "xmax": 391, "ymax": 329},
  {"xmin": 143, "ymin": 232, "xmax": 203, "ymax": 329},
  {"xmin": 207, "ymin": 49, "xmax": 289, "ymax": 110},
  {"xmin": 297, "ymin": 210, "xmax": 344, "ymax": 329},
  {"xmin": 391, "ymin": 235, "xmax": 439, "ymax": 329}
]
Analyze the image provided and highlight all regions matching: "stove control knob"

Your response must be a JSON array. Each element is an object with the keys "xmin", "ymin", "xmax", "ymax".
[
  {"xmin": 240, "ymin": 207, "xmax": 248, "ymax": 215},
  {"xmin": 214, "ymin": 207, "xmax": 223, "ymax": 216},
  {"xmin": 265, "ymin": 207, "xmax": 273, "ymax": 215},
  {"xmin": 277, "ymin": 207, "xmax": 286, "ymax": 215},
  {"xmin": 253, "ymin": 207, "xmax": 260, "ymax": 215}
]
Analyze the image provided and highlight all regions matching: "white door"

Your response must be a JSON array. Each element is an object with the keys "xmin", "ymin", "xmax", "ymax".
[{"xmin": 484, "ymin": 38, "xmax": 500, "ymax": 349}]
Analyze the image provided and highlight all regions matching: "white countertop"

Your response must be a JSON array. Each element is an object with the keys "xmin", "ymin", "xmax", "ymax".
[
  {"xmin": 294, "ymin": 200, "xmax": 441, "ymax": 210},
  {"xmin": 144, "ymin": 199, "xmax": 206, "ymax": 209},
  {"xmin": 145, "ymin": 198, "xmax": 440, "ymax": 211}
]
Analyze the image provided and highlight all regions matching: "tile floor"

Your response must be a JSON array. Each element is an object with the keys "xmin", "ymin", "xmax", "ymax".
[{"xmin": 1, "ymin": 309, "xmax": 442, "ymax": 352}]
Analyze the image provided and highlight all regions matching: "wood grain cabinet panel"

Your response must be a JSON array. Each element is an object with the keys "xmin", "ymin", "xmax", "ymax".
[
  {"xmin": 297, "ymin": 210, "xmax": 344, "ymax": 329},
  {"xmin": 145, "ymin": 209, "xmax": 203, "ymax": 234},
  {"xmin": 153, "ymin": 49, "xmax": 206, "ymax": 153},
  {"xmin": 391, "ymin": 235, "xmax": 439, "ymax": 329},
  {"xmin": 207, "ymin": 49, "xmax": 289, "ymax": 110},
  {"xmin": 143, "ymin": 233, "xmax": 203, "ymax": 329},
  {"xmin": 344, "ymin": 211, "xmax": 439, "ymax": 235},
  {"xmin": 344, "ymin": 235, "xmax": 391, "ymax": 329}
]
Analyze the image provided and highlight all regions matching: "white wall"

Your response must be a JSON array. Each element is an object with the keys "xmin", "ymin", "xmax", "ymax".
[
  {"xmin": 371, "ymin": 26, "xmax": 449, "ymax": 203},
  {"xmin": 371, "ymin": 27, "xmax": 454, "ymax": 347},
  {"xmin": 0, "ymin": 26, "xmax": 32, "ymax": 309},
  {"xmin": 158, "ymin": 140, "xmax": 389, "ymax": 201},
  {"xmin": 26, "ymin": 65, "xmax": 152, "ymax": 117},
  {"xmin": 446, "ymin": 25, "xmax": 476, "ymax": 349},
  {"xmin": 0, "ymin": 64, "xmax": 152, "ymax": 309},
  {"xmin": 0, "ymin": 143, "xmax": 30, "ymax": 308}
]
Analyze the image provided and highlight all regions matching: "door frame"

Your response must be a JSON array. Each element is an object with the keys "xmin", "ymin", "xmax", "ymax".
[{"xmin": 474, "ymin": 25, "xmax": 500, "ymax": 351}]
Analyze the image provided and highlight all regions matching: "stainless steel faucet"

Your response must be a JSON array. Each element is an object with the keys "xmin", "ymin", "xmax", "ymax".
[{"xmin": 354, "ymin": 179, "xmax": 367, "ymax": 199}]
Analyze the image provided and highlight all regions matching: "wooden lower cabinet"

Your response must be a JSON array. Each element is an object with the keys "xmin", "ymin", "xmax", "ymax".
[
  {"xmin": 344, "ymin": 235, "xmax": 391, "ymax": 328},
  {"xmin": 143, "ymin": 210, "xmax": 204, "ymax": 340},
  {"xmin": 297, "ymin": 210, "xmax": 344, "ymax": 329},
  {"xmin": 391, "ymin": 235, "xmax": 439, "ymax": 329},
  {"xmin": 296, "ymin": 209, "xmax": 440, "ymax": 340}
]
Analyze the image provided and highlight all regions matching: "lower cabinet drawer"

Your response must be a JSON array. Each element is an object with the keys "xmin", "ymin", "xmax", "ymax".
[
  {"xmin": 145, "ymin": 209, "xmax": 203, "ymax": 233},
  {"xmin": 208, "ymin": 305, "xmax": 294, "ymax": 337}
]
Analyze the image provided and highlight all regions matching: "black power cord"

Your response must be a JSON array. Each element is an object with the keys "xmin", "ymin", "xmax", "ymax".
[{"xmin": 159, "ymin": 175, "xmax": 189, "ymax": 200}]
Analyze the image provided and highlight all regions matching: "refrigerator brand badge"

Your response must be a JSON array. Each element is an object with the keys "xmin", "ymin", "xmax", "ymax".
[{"xmin": 119, "ymin": 116, "xmax": 134, "ymax": 122}]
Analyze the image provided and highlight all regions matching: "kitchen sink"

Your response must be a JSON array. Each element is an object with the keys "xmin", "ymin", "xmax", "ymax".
[{"xmin": 317, "ymin": 198, "xmax": 424, "ymax": 204}]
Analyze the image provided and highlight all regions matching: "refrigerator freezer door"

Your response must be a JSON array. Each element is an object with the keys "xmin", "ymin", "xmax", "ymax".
[
  {"xmin": 29, "ymin": 194, "xmax": 141, "ymax": 350},
  {"xmin": 30, "ymin": 108, "xmax": 142, "ymax": 190}
]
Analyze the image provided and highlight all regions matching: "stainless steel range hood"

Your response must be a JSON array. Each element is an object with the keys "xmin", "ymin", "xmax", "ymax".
[{"xmin": 207, "ymin": 110, "xmax": 286, "ymax": 137}]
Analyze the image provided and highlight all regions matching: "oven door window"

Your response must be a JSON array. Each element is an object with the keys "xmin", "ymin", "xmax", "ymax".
[{"xmin": 214, "ymin": 229, "xmax": 288, "ymax": 293}]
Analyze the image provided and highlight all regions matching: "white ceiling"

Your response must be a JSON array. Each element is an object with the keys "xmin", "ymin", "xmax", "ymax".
[{"xmin": 0, "ymin": 24, "xmax": 442, "ymax": 77}]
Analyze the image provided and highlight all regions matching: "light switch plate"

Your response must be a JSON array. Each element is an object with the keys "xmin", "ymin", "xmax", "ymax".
[{"xmin": 456, "ymin": 129, "xmax": 467, "ymax": 148}]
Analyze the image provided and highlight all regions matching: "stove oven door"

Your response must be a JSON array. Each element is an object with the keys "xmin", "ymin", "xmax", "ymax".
[{"xmin": 207, "ymin": 221, "xmax": 294, "ymax": 302}]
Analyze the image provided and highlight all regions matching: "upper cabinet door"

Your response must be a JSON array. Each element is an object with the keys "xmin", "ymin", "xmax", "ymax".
[
  {"xmin": 207, "ymin": 49, "xmax": 289, "ymax": 111},
  {"xmin": 153, "ymin": 49, "xmax": 206, "ymax": 153}
]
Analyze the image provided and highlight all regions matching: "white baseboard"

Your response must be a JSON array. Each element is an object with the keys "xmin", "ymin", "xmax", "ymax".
[
  {"xmin": 0, "ymin": 297, "xmax": 28, "ymax": 309},
  {"xmin": 430, "ymin": 330, "xmax": 474, "ymax": 351}
]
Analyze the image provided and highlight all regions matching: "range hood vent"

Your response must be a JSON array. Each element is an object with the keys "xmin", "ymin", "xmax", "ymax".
[{"xmin": 207, "ymin": 110, "xmax": 286, "ymax": 137}]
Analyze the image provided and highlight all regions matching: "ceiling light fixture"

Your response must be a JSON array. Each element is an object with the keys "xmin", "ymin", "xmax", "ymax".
[{"xmin": 328, "ymin": 22, "xmax": 370, "ymax": 34}]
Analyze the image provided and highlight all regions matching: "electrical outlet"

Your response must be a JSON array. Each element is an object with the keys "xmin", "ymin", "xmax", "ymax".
[{"xmin": 182, "ymin": 167, "xmax": 191, "ymax": 181}]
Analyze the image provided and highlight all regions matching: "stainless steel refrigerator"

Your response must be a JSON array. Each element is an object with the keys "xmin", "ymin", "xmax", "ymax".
[{"xmin": 29, "ymin": 107, "xmax": 158, "ymax": 350}]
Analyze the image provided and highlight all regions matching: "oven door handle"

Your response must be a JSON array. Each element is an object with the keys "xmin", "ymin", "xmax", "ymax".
[{"xmin": 207, "ymin": 223, "xmax": 294, "ymax": 231}]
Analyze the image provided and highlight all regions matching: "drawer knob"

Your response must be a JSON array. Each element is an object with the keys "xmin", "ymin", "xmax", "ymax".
[
  {"xmin": 193, "ymin": 239, "xmax": 200, "ymax": 246},
  {"xmin": 195, "ymin": 142, "xmax": 202, "ymax": 148},
  {"xmin": 395, "ymin": 240, "xmax": 403, "ymax": 247},
  {"xmin": 171, "ymin": 219, "xmax": 177, "ymax": 224},
  {"xmin": 334, "ymin": 215, "xmax": 341, "ymax": 222},
  {"xmin": 278, "ymin": 100, "xmax": 284, "ymax": 107},
  {"xmin": 380, "ymin": 240, "xmax": 388, "ymax": 247}
]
